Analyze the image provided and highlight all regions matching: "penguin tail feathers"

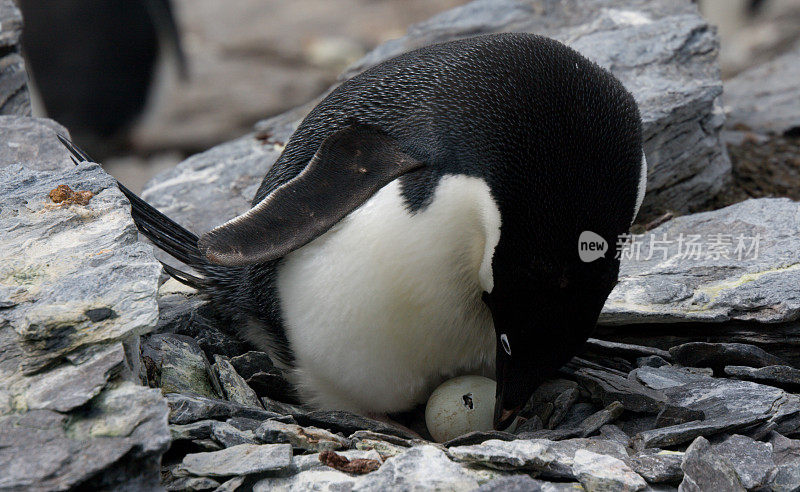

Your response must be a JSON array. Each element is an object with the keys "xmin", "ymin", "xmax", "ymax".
[{"xmin": 57, "ymin": 134, "xmax": 206, "ymax": 290}]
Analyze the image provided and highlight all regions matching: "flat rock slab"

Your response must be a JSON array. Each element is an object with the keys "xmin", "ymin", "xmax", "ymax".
[
  {"xmin": 724, "ymin": 365, "xmax": 800, "ymax": 391},
  {"xmin": 632, "ymin": 366, "xmax": 800, "ymax": 448},
  {"xmin": 576, "ymin": 368, "xmax": 668, "ymax": 413},
  {"xmin": 254, "ymin": 445, "xmax": 479, "ymax": 491},
  {"xmin": 0, "ymin": 159, "xmax": 161, "ymax": 373},
  {"xmin": 669, "ymin": 342, "xmax": 787, "ymax": 373},
  {"xmin": 450, "ymin": 437, "xmax": 630, "ymax": 481},
  {"xmin": 179, "ymin": 443, "xmax": 293, "ymax": 477},
  {"xmin": 601, "ymin": 198, "xmax": 800, "ymax": 324},
  {"xmin": 256, "ymin": 420, "xmax": 350, "ymax": 452},
  {"xmin": 143, "ymin": 0, "xmax": 729, "ymax": 235},
  {"xmin": 166, "ymin": 393, "xmax": 288, "ymax": 425},
  {"xmin": 23, "ymin": 343, "xmax": 125, "ymax": 413},
  {"xmin": 724, "ymin": 40, "xmax": 800, "ymax": 137},
  {"xmin": 0, "ymin": 119, "xmax": 168, "ymax": 490},
  {"xmin": 572, "ymin": 449, "xmax": 647, "ymax": 492},
  {"xmin": 292, "ymin": 409, "xmax": 419, "ymax": 440}
]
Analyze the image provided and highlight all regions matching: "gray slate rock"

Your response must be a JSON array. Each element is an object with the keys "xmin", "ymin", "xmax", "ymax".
[
  {"xmin": 572, "ymin": 449, "xmax": 647, "ymax": 492},
  {"xmin": 166, "ymin": 393, "xmax": 290, "ymax": 425},
  {"xmin": 143, "ymin": 0, "xmax": 729, "ymax": 234},
  {"xmin": 450, "ymin": 437, "xmax": 630, "ymax": 481},
  {"xmin": 256, "ymin": 419, "xmax": 349, "ymax": 451},
  {"xmin": 576, "ymin": 368, "xmax": 668, "ymax": 413},
  {"xmin": 210, "ymin": 420, "xmax": 259, "ymax": 447},
  {"xmin": 171, "ymin": 420, "xmax": 215, "ymax": 442},
  {"xmin": 0, "ymin": 1, "xmax": 30, "ymax": 115},
  {"xmin": 292, "ymin": 409, "xmax": 418, "ymax": 440},
  {"xmin": 709, "ymin": 434, "xmax": 776, "ymax": 490},
  {"xmin": 0, "ymin": 160, "xmax": 161, "ymax": 373},
  {"xmin": 476, "ymin": 475, "xmax": 552, "ymax": 491},
  {"xmin": 768, "ymin": 432, "xmax": 800, "ymax": 492},
  {"xmin": 254, "ymin": 445, "xmax": 477, "ymax": 491},
  {"xmin": 449, "ymin": 438, "xmax": 551, "ymax": 472},
  {"xmin": 23, "ymin": 343, "xmax": 125, "ymax": 412},
  {"xmin": 477, "ymin": 475, "xmax": 585, "ymax": 492},
  {"xmin": 155, "ymin": 294, "xmax": 254, "ymax": 360},
  {"xmin": 630, "ymin": 449, "xmax": 684, "ymax": 484},
  {"xmin": 548, "ymin": 387, "xmax": 581, "ymax": 430},
  {"xmin": 230, "ymin": 351, "xmax": 274, "ymax": 379},
  {"xmin": 585, "ymin": 338, "xmax": 672, "ymax": 362},
  {"xmin": 637, "ymin": 355, "xmax": 671, "ymax": 368},
  {"xmin": 179, "ymin": 443, "xmax": 293, "ymax": 477},
  {"xmin": 579, "ymin": 401, "xmax": 625, "ymax": 437},
  {"xmin": 655, "ymin": 405, "xmax": 706, "ymax": 428},
  {"xmin": 0, "ymin": 123, "xmax": 168, "ymax": 491},
  {"xmin": 0, "ymin": 384, "xmax": 170, "ymax": 492},
  {"xmin": 164, "ymin": 475, "xmax": 221, "ymax": 491},
  {"xmin": 669, "ymin": 342, "xmax": 787, "ymax": 373},
  {"xmin": 725, "ymin": 365, "xmax": 800, "ymax": 391},
  {"xmin": 632, "ymin": 369, "xmax": 800, "ymax": 449},
  {"xmin": 213, "ymin": 354, "xmax": 263, "ymax": 408},
  {"xmin": 725, "ymin": 40, "xmax": 800, "ymax": 136},
  {"xmin": 356, "ymin": 445, "xmax": 478, "ymax": 490},
  {"xmin": 633, "ymin": 366, "xmax": 714, "ymax": 390},
  {"xmin": 442, "ymin": 430, "xmax": 517, "ymax": 447},
  {"xmin": 679, "ymin": 437, "xmax": 745, "ymax": 492},
  {"xmin": 260, "ymin": 396, "xmax": 303, "ymax": 415},
  {"xmin": 0, "ymin": 116, "xmax": 74, "ymax": 170},
  {"xmin": 660, "ymin": 377, "xmax": 800, "ymax": 437},
  {"xmin": 598, "ymin": 424, "xmax": 631, "ymax": 446},
  {"xmin": 214, "ymin": 476, "xmax": 247, "ymax": 492},
  {"xmin": 246, "ymin": 369, "xmax": 298, "ymax": 403},
  {"xmin": 601, "ymin": 198, "xmax": 800, "ymax": 324},
  {"xmin": 632, "ymin": 413, "xmax": 769, "ymax": 451},
  {"xmin": 141, "ymin": 333, "xmax": 220, "ymax": 398}
]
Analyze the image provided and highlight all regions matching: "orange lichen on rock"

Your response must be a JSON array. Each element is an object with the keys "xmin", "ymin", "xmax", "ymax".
[{"xmin": 49, "ymin": 184, "xmax": 94, "ymax": 206}]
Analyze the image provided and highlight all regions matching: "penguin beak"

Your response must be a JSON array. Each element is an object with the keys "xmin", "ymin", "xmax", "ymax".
[
  {"xmin": 492, "ymin": 352, "xmax": 527, "ymax": 430},
  {"xmin": 493, "ymin": 394, "xmax": 522, "ymax": 430}
]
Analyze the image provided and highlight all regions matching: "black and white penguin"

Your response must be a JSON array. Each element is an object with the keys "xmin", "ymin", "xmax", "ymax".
[
  {"xmin": 63, "ymin": 33, "xmax": 645, "ymax": 429},
  {"xmin": 20, "ymin": 0, "xmax": 185, "ymax": 154}
]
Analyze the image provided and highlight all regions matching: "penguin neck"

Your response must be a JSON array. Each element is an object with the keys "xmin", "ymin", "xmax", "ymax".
[{"xmin": 274, "ymin": 175, "xmax": 501, "ymax": 413}]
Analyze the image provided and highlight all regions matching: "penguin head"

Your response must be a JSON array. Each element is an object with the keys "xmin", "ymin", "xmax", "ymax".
[
  {"xmin": 476, "ymin": 118, "xmax": 642, "ymax": 430},
  {"xmin": 482, "ymin": 240, "xmax": 621, "ymax": 430}
]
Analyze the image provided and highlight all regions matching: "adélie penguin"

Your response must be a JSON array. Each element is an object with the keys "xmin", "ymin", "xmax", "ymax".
[{"xmin": 61, "ymin": 33, "xmax": 646, "ymax": 430}]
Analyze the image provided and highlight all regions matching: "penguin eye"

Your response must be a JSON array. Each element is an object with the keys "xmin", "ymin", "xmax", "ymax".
[{"xmin": 500, "ymin": 334, "xmax": 511, "ymax": 356}]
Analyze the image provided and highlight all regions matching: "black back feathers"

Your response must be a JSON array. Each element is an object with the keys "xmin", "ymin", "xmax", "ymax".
[{"xmin": 198, "ymin": 124, "xmax": 424, "ymax": 266}]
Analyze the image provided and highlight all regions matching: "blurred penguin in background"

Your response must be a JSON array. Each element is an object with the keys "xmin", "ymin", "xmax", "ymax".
[{"xmin": 18, "ymin": 0, "xmax": 186, "ymax": 157}]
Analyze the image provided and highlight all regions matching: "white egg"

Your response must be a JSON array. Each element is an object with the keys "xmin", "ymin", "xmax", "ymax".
[{"xmin": 425, "ymin": 375, "xmax": 496, "ymax": 443}]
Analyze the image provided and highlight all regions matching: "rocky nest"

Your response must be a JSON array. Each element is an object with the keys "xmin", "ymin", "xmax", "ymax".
[{"xmin": 2, "ymin": 0, "xmax": 800, "ymax": 491}]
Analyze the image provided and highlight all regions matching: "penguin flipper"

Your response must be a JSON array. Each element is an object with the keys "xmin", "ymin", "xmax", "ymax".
[{"xmin": 199, "ymin": 124, "xmax": 424, "ymax": 266}]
